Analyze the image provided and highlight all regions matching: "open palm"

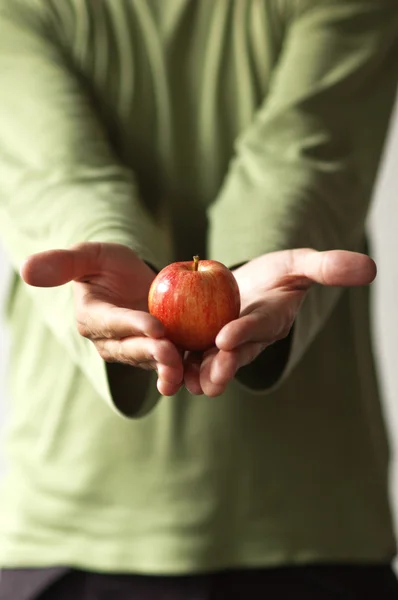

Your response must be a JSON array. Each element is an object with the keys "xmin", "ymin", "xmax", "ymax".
[
  {"xmin": 184, "ymin": 248, "xmax": 377, "ymax": 396},
  {"xmin": 21, "ymin": 242, "xmax": 184, "ymax": 396}
]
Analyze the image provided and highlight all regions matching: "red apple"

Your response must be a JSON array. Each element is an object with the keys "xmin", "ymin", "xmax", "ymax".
[{"xmin": 148, "ymin": 256, "xmax": 241, "ymax": 352}]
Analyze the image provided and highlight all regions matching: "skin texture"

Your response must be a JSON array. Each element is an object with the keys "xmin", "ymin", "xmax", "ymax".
[
  {"xmin": 20, "ymin": 242, "xmax": 377, "ymax": 398},
  {"xmin": 148, "ymin": 258, "xmax": 241, "ymax": 352}
]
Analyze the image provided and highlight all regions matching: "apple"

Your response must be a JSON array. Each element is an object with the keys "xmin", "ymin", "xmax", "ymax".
[{"xmin": 148, "ymin": 256, "xmax": 241, "ymax": 352}]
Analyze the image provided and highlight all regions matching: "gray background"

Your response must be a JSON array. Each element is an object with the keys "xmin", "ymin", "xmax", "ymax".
[{"xmin": 0, "ymin": 98, "xmax": 398, "ymax": 551}]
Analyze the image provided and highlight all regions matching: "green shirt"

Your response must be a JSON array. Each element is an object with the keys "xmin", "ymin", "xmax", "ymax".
[{"xmin": 0, "ymin": 0, "xmax": 397, "ymax": 574}]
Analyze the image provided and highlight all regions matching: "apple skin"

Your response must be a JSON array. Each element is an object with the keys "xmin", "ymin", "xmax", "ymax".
[{"xmin": 148, "ymin": 257, "xmax": 241, "ymax": 352}]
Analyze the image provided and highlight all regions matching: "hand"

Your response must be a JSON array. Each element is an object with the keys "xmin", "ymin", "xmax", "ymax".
[
  {"xmin": 184, "ymin": 248, "xmax": 377, "ymax": 397},
  {"xmin": 20, "ymin": 242, "xmax": 184, "ymax": 396}
]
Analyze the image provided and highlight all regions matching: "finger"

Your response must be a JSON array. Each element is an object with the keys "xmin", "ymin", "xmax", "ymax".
[
  {"xmin": 199, "ymin": 350, "xmax": 228, "ymax": 397},
  {"xmin": 208, "ymin": 342, "xmax": 267, "ymax": 387},
  {"xmin": 157, "ymin": 359, "xmax": 185, "ymax": 397},
  {"xmin": 217, "ymin": 314, "xmax": 263, "ymax": 351},
  {"xmin": 157, "ymin": 378, "xmax": 183, "ymax": 397},
  {"xmin": 98, "ymin": 336, "xmax": 183, "ymax": 397},
  {"xmin": 216, "ymin": 295, "xmax": 294, "ymax": 351},
  {"xmin": 290, "ymin": 249, "xmax": 377, "ymax": 288},
  {"xmin": 20, "ymin": 242, "xmax": 103, "ymax": 287},
  {"xmin": 183, "ymin": 353, "xmax": 204, "ymax": 395},
  {"xmin": 216, "ymin": 314, "xmax": 275, "ymax": 351},
  {"xmin": 157, "ymin": 361, "xmax": 184, "ymax": 387},
  {"xmin": 76, "ymin": 300, "xmax": 165, "ymax": 340},
  {"xmin": 96, "ymin": 336, "xmax": 183, "ymax": 376}
]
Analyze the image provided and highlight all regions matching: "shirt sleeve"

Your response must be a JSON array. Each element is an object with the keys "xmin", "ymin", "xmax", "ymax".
[
  {"xmin": 0, "ymin": 1, "xmax": 171, "ymax": 417},
  {"xmin": 207, "ymin": 0, "xmax": 398, "ymax": 391}
]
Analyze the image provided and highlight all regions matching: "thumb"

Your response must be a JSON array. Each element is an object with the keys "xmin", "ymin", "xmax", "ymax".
[
  {"xmin": 20, "ymin": 242, "xmax": 102, "ymax": 287},
  {"xmin": 291, "ymin": 249, "xmax": 377, "ymax": 288}
]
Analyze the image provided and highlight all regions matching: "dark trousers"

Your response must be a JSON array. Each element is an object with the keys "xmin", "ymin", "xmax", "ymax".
[{"xmin": 1, "ymin": 564, "xmax": 398, "ymax": 600}]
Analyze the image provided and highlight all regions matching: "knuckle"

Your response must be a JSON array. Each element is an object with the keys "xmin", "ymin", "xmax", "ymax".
[
  {"xmin": 250, "ymin": 344, "xmax": 261, "ymax": 362},
  {"xmin": 79, "ymin": 291, "xmax": 93, "ymax": 310},
  {"xmin": 245, "ymin": 345, "xmax": 259, "ymax": 365},
  {"xmin": 272, "ymin": 312, "xmax": 293, "ymax": 342},
  {"xmin": 77, "ymin": 319, "xmax": 92, "ymax": 339},
  {"xmin": 95, "ymin": 341, "xmax": 112, "ymax": 362},
  {"xmin": 100, "ymin": 316, "xmax": 114, "ymax": 340},
  {"xmin": 279, "ymin": 323, "xmax": 292, "ymax": 340},
  {"xmin": 95, "ymin": 340, "xmax": 120, "ymax": 364},
  {"xmin": 97, "ymin": 338, "xmax": 155, "ymax": 370},
  {"xmin": 153, "ymin": 338, "xmax": 168, "ymax": 359},
  {"xmin": 112, "ymin": 340, "xmax": 126, "ymax": 363}
]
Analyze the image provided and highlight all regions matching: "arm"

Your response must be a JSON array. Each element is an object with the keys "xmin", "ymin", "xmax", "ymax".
[
  {"xmin": 0, "ymin": 1, "xmax": 174, "ymax": 415},
  {"xmin": 206, "ymin": 0, "xmax": 398, "ymax": 390}
]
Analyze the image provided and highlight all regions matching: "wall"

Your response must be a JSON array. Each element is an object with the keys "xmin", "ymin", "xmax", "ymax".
[
  {"xmin": 370, "ymin": 100, "xmax": 398, "ymax": 527},
  {"xmin": 0, "ymin": 246, "xmax": 10, "ymax": 475}
]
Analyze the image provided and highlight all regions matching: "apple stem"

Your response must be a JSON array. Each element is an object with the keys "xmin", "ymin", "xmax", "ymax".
[{"xmin": 193, "ymin": 255, "xmax": 199, "ymax": 271}]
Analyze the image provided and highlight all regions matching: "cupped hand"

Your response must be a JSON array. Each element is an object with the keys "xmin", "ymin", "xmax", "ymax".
[
  {"xmin": 20, "ymin": 242, "xmax": 184, "ymax": 396},
  {"xmin": 184, "ymin": 248, "xmax": 377, "ymax": 397}
]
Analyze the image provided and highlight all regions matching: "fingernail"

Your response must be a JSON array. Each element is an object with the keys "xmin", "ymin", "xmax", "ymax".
[
  {"xmin": 186, "ymin": 387, "xmax": 204, "ymax": 396},
  {"xmin": 201, "ymin": 355, "xmax": 213, "ymax": 371},
  {"xmin": 209, "ymin": 361, "xmax": 229, "ymax": 386},
  {"xmin": 190, "ymin": 362, "xmax": 200, "ymax": 374}
]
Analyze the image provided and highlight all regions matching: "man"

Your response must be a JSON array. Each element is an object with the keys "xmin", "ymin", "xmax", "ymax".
[{"xmin": 0, "ymin": 0, "xmax": 398, "ymax": 598}]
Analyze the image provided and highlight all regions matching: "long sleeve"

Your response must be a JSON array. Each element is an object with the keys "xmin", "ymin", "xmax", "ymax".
[
  {"xmin": 207, "ymin": 0, "xmax": 398, "ymax": 390},
  {"xmin": 0, "ymin": 1, "xmax": 171, "ymax": 416}
]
